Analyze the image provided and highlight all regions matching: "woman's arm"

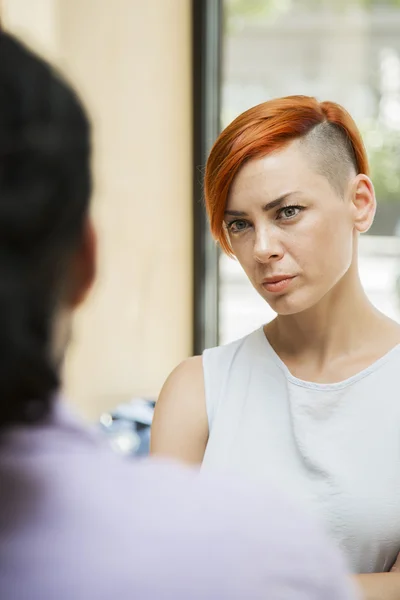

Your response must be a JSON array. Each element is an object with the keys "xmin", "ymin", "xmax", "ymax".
[
  {"xmin": 150, "ymin": 356, "xmax": 209, "ymax": 465},
  {"xmin": 354, "ymin": 573, "xmax": 400, "ymax": 600}
]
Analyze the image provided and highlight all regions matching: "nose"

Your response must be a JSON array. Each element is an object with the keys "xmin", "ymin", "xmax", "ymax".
[{"xmin": 253, "ymin": 226, "xmax": 284, "ymax": 264}]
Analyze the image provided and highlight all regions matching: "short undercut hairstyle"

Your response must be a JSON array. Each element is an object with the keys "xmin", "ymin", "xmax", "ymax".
[
  {"xmin": 204, "ymin": 95, "xmax": 369, "ymax": 255},
  {"xmin": 300, "ymin": 121, "xmax": 358, "ymax": 197}
]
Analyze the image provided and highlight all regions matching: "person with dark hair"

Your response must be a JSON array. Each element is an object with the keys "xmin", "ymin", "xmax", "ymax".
[{"xmin": 0, "ymin": 34, "xmax": 357, "ymax": 600}]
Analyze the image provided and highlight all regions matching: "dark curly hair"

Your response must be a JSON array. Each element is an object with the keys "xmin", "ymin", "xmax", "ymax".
[{"xmin": 0, "ymin": 33, "xmax": 91, "ymax": 428}]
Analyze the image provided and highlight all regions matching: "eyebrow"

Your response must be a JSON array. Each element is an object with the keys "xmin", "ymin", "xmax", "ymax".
[{"xmin": 224, "ymin": 191, "xmax": 300, "ymax": 218}]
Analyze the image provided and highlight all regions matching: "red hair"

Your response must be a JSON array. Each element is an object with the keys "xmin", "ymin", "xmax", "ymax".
[{"xmin": 204, "ymin": 95, "xmax": 369, "ymax": 255}]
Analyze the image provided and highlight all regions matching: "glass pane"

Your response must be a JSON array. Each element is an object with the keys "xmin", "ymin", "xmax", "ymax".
[{"xmin": 219, "ymin": 0, "xmax": 400, "ymax": 344}]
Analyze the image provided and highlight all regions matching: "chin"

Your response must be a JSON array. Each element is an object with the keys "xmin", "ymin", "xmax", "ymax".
[
  {"xmin": 261, "ymin": 289, "xmax": 317, "ymax": 316},
  {"xmin": 270, "ymin": 301, "xmax": 304, "ymax": 316}
]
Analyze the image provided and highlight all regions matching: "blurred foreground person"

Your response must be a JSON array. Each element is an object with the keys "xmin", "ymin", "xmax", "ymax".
[{"xmin": 0, "ymin": 33, "xmax": 357, "ymax": 600}]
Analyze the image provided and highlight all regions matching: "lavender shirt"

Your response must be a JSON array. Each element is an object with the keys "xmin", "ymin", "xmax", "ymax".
[{"xmin": 0, "ymin": 403, "xmax": 358, "ymax": 599}]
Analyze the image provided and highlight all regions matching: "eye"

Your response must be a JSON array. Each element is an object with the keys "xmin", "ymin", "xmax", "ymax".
[
  {"xmin": 277, "ymin": 205, "xmax": 303, "ymax": 220},
  {"xmin": 226, "ymin": 219, "xmax": 249, "ymax": 234}
]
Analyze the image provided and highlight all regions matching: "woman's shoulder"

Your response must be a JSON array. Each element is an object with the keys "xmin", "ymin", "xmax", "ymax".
[
  {"xmin": 151, "ymin": 356, "xmax": 208, "ymax": 463},
  {"xmin": 202, "ymin": 328, "xmax": 264, "ymax": 418},
  {"xmin": 203, "ymin": 326, "xmax": 263, "ymax": 365}
]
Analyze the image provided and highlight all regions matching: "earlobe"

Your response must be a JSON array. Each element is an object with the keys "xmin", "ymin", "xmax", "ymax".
[{"xmin": 352, "ymin": 175, "xmax": 376, "ymax": 234}]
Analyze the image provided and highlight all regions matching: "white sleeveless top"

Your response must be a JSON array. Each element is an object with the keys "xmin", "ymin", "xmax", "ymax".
[{"xmin": 202, "ymin": 326, "xmax": 400, "ymax": 574}]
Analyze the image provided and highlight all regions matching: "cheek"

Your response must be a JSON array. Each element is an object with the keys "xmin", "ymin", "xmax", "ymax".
[
  {"xmin": 324, "ymin": 211, "xmax": 354, "ymax": 257},
  {"xmin": 290, "ymin": 212, "xmax": 353, "ymax": 271},
  {"xmin": 304, "ymin": 217, "xmax": 353, "ymax": 277},
  {"xmin": 231, "ymin": 238, "xmax": 254, "ymax": 270}
]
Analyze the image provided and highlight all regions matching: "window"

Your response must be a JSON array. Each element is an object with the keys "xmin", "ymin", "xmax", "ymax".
[{"xmin": 219, "ymin": 0, "xmax": 400, "ymax": 344}]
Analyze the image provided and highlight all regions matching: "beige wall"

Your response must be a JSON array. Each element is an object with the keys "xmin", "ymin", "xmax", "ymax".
[{"xmin": 2, "ymin": 0, "xmax": 193, "ymax": 419}]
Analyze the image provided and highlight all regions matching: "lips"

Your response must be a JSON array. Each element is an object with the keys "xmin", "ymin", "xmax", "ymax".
[{"xmin": 261, "ymin": 275, "xmax": 295, "ymax": 294}]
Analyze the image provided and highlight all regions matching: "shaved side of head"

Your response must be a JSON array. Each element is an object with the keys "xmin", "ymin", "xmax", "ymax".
[{"xmin": 299, "ymin": 121, "xmax": 358, "ymax": 197}]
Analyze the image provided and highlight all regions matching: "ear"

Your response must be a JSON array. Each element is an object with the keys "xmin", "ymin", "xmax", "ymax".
[
  {"xmin": 65, "ymin": 216, "xmax": 97, "ymax": 309},
  {"xmin": 350, "ymin": 174, "xmax": 376, "ymax": 234}
]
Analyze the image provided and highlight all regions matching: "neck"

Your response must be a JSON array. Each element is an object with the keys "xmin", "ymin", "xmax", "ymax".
[
  {"xmin": 52, "ymin": 304, "xmax": 72, "ymax": 369},
  {"xmin": 266, "ymin": 261, "xmax": 386, "ymax": 363}
]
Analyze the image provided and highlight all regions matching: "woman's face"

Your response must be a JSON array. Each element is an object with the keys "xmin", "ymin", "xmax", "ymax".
[{"xmin": 224, "ymin": 140, "xmax": 374, "ymax": 315}]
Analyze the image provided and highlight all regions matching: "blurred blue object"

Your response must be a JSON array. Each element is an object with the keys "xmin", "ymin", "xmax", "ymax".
[{"xmin": 99, "ymin": 398, "xmax": 155, "ymax": 457}]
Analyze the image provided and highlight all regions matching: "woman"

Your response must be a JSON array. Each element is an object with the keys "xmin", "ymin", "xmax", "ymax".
[{"xmin": 151, "ymin": 96, "xmax": 400, "ymax": 595}]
